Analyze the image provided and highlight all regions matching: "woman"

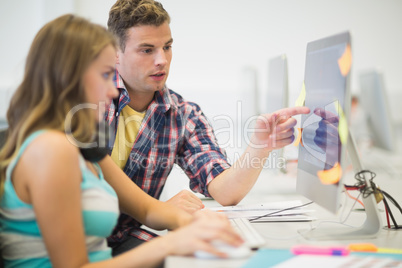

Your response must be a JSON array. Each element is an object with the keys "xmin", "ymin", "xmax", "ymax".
[{"xmin": 0, "ymin": 14, "xmax": 242, "ymax": 267}]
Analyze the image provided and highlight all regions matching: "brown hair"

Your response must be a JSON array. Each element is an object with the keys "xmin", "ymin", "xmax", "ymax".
[
  {"xmin": 108, "ymin": 0, "xmax": 170, "ymax": 51},
  {"xmin": 0, "ymin": 14, "xmax": 116, "ymax": 195}
]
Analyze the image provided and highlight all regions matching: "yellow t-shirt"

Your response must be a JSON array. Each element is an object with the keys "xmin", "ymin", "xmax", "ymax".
[{"xmin": 111, "ymin": 105, "xmax": 146, "ymax": 169}]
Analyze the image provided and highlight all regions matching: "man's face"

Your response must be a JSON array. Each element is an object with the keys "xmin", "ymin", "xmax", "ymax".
[{"xmin": 116, "ymin": 22, "xmax": 173, "ymax": 94}]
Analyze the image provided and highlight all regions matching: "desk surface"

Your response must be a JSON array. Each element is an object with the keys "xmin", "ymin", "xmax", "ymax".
[{"xmin": 165, "ymin": 167, "xmax": 402, "ymax": 268}]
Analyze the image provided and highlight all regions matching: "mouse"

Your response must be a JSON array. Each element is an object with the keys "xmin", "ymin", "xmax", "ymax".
[{"xmin": 194, "ymin": 240, "xmax": 252, "ymax": 259}]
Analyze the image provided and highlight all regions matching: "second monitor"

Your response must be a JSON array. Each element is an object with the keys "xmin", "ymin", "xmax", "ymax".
[
  {"xmin": 359, "ymin": 70, "xmax": 396, "ymax": 152},
  {"xmin": 266, "ymin": 55, "xmax": 289, "ymax": 172}
]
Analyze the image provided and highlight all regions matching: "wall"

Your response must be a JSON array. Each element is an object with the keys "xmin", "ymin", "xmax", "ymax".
[
  {"xmin": 0, "ymin": 0, "xmax": 74, "ymax": 119},
  {"xmin": 1, "ymin": 0, "xmax": 401, "ymax": 117},
  {"xmin": 1, "ymin": 0, "xmax": 401, "ymax": 196}
]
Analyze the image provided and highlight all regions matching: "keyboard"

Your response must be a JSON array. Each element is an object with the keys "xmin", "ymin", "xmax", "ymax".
[{"xmin": 229, "ymin": 217, "xmax": 266, "ymax": 249}]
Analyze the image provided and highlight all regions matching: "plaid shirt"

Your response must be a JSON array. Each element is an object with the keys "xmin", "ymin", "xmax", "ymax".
[{"xmin": 106, "ymin": 71, "xmax": 230, "ymax": 244}]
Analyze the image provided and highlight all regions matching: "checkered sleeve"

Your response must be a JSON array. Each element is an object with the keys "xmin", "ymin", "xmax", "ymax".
[{"xmin": 176, "ymin": 103, "xmax": 231, "ymax": 197}]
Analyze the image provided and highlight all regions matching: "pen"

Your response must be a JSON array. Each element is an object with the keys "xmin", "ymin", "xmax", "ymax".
[
  {"xmin": 348, "ymin": 243, "xmax": 402, "ymax": 254},
  {"xmin": 291, "ymin": 245, "xmax": 350, "ymax": 256}
]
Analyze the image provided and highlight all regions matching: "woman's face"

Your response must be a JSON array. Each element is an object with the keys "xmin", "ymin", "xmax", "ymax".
[{"xmin": 83, "ymin": 44, "xmax": 118, "ymax": 121}]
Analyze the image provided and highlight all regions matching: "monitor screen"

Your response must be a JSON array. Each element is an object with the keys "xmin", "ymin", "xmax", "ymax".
[
  {"xmin": 358, "ymin": 70, "xmax": 395, "ymax": 152},
  {"xmin": 296, "ymin": 32, "xmax": 351, "ymax": 214}
]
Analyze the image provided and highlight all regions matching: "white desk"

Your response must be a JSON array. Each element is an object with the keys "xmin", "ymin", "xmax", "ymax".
[{"xmin": 165, "ymin": 167, "xmax": 402, "ymax": 268}]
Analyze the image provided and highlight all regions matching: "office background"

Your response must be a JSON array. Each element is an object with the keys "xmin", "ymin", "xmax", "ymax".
[
  {"xmin": 1, "ymin": 0, "xmax": 402, "ymax": 116},
  {"xmin": 1, "ymin": 0, "xmax": 401, "ymax": 196}
]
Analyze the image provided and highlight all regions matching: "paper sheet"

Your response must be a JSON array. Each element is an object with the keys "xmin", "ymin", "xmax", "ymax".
[
  {"xmin": 221, "ymin": 209, "xmax": 315, "ymax": 221},
  {"xmin": 295, "ymin": 82, "xmax": 306, "ymax": 107},
  {"xmin": 208, "ymin": 200, "xmax": 315, "ymax": 222},
  {"xmin": 337, "ymin": 44, "xmax": 352, "ymax": 76},
  {"xmin": 209, "ymin": 200, "xmax": 303, "ymax": 212},
  {"xmin": 273, "ymin": 255, "xmax": 402, "ymax": 268},
  {"xmin": 293, "ymin": 127, "xmax": 303, "ymax": 147},
  {"xmin": 334, "ymin": 100, "xmax": 348, "ymax": 145}
]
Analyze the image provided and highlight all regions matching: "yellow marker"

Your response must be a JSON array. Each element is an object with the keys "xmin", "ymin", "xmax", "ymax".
[
  {"xmin": 338, "ymin": 44, "xmax": 352, "ymax": 76},
  {"xmin": 348, "ymin": 243, "xmax": 402, "ymax": 254},
  {"xmin": 317, "ymin": 162, "xmax": 342, "ymax": 185},
  {"xmin": 378, "ymin": 248, "xmax": 402, "ymax": 254},
  {"xmin": 334, "ymin": 100, "xmax": 348, "ymax": 145},
  {"xmin": 295, "ymin": 82, "xmax": 306, "ymax": 107}
]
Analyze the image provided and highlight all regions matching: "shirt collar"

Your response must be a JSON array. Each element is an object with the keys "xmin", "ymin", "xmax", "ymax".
[{"xmin": 114, "ymin": 69, "xmax": 130, "ymax": 100}]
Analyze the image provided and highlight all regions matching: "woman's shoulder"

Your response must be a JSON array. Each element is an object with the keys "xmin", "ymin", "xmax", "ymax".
[
  {"xmin": 24, "ymin": 130, "xmax": 80, "ymax": 163},
  {"xmin": 12, "ymin": 130, "xmax": 82, "ymax": 200}
]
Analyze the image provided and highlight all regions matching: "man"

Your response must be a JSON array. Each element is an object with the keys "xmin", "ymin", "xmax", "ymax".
[{"xmin": 106, "ymin": 0, "xmax": 309, "ymax": 255}]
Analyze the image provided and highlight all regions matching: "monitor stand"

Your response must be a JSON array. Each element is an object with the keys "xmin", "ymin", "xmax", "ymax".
[{"xmin": 298, "ymin": 131, "xmax": 382, "ymax": 240}]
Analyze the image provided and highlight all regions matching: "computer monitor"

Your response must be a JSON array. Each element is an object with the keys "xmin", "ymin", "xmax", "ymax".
[
  {"xmin": 266, "ymin": 55, "xmax": 289, "ymax": 172},
  {"xmin": 266, "ymin": 55, "xmax": 288, "ymax": 114},
  {"xmin": 358, "ymin": 70, "xmax": 396, "ymax": 152},
  {"xmin": 296, "ymin": 31, "xmax": 381, "ymax": 240}
]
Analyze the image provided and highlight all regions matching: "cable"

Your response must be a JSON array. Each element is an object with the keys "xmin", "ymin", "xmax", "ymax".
[
  {"xmin": 384, "ymin": 200, "xmax": 391, "ymax": 229},
  {"xmin": 310, "ymin": 190, "xmax": 362, "ymax": 231},
  {"xmin": 383, "ymin": 198, "xmax": 398, "ymax": 229},
  {"xmin": 248, "ymin": 201, "xmax": 314, "ymax": 222},
  {"xmin": 381, "ymin": 190, "xmax": 402, "ymax": 215},
  {"xmin": 345, "ymin": 187, "xmax": 364, "ymax": 208},
  {"xmin": 347, "ymin": 169, "xmax": 402, "ymax": 230},
  {"xmin": 340, "ymin": 191, "xmax": 362, "ymax": 224},
  {"xmin": 353, "ymin": 170, "xmax": 377, "ymax": 198}
]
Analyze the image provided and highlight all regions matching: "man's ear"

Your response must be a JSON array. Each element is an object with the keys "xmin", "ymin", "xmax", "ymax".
[{"xmin": 116, "ymin": 51, "xmax": 120, "ymax": 64}]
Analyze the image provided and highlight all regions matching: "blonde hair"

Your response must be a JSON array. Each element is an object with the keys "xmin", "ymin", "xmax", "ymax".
[
  {"xmin": 0, "ymin": 14, "xmax": 116, "ymax": 195},
  {"xmin": 108, "ymin": 0, "xmax": 170, "ymax": 52}
]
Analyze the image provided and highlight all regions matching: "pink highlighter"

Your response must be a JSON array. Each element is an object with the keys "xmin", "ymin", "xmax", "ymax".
[{"xmin": 291, "ymin": 245, "xmax": 350, "ymax": 256}]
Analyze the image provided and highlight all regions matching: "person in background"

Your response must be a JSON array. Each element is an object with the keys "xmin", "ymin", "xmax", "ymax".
[
  {"xmin": 0, "ymin": 14, "xmax": 242, "ymax": 268},
  {"xmin": 106, "ymin": 0, "xmax": 310, "ymax": 255}
]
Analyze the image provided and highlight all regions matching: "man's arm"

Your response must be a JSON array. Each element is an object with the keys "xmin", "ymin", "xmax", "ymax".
[{"xmin": 207, "ymin": 106, "xmax": 310, "ymax": 206}]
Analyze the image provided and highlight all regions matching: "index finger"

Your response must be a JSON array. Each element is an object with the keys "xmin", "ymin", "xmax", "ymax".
[
  {"xmin": 275, "ymin": 106, "xmax": 310, "ymax": 118},
  {"xmin": 314, "ymin": 108, "xmax": 339, "ymax": 124},
  {"xmin": 314, "ymin": 108, "xmax": 337, "ymax": 119}
]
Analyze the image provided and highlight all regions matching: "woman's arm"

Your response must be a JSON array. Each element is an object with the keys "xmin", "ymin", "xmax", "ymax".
[
  {"xmin": 15, "ymin": 132, "xmax": 90, "ymax": 267},
  {"xmin": 14, "ymin": 132, "xmax": 242, "ymax": 268},
  {"xmin": 98, "ymin": 155, "xmax": 192, "ymax": 230},
  {"xmin": 109, "ymin": 210, "xmax": 244, "ymax": 267}
]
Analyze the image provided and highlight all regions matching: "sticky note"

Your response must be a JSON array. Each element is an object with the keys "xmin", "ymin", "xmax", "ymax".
[
  {"xmin": 294, "ymin": 128, "xmax": 303, "ymax": 147},
  {"xmin": 338, "ymin": 44, "xmax": 352, "ymax": 76},
  {"xmin": 317, "ymin": 162, "xmax": 342, "ymax": 185},
  {"xmin": 334, "ymin": 100, "xmax": 348, "ymax": 145},
  {"xmin": 295, "ymin": 82, "xmax": 306, "ymax": 107}
]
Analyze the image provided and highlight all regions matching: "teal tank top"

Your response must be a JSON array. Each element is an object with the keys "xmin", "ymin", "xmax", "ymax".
[{"xmin": 0, "ymin": 130, "xmax": 119, "ymax": 267}]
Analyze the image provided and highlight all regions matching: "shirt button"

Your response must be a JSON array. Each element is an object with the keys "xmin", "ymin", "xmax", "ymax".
[{"xmin": 116, "ymin": 112, "xmax": 119, "ymax": 117}]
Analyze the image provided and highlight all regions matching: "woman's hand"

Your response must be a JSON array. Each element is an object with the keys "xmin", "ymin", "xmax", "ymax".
[
  {"xmin": 166, "ymin": 190, "xmax": 205, "ymax": 215},
  {"xmin": 163, "ymin": 210, "xmax": 243, "ymax": 258}
]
